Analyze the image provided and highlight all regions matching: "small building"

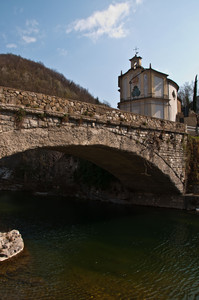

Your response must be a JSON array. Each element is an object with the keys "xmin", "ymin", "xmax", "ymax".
[{"xmin": 118, "ymin": 54, "xmax": 181, "ymax": 121}]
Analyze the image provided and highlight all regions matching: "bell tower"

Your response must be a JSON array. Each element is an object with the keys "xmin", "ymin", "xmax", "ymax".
[{"xmin": 129, "ymin": 54, "xmax": 142, "ymax": 70}]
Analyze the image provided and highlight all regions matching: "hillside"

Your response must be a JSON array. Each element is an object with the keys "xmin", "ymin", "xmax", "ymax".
[{"xmin": 0, "ymin": 54, "xmax": 99, "ymax": 104}]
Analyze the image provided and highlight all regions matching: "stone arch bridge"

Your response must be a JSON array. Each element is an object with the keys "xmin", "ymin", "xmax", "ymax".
[{"xmin": 0, "ymin": 87, "xmax": 187, "ymax": 196}]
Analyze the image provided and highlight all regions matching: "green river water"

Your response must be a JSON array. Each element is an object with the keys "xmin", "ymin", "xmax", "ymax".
[{"xmin": 0, "ymin": 191, "xmax": 199, "ymax": 299}]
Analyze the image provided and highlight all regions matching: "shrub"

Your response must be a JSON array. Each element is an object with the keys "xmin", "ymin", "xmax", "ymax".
[{"xmin": 14, "ymin": 108, "xmax": 26, "ymax": 128}]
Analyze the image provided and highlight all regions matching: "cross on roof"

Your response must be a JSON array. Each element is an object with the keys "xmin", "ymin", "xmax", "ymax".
[{"xmin": 133, "ymin": 47, "xmax": 139, "ymax": 56}]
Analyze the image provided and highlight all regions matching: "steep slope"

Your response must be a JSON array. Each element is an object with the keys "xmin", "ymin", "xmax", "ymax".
[{"xmin": 0, "ymin": 54, "xmax": 99, "ymax": 104}]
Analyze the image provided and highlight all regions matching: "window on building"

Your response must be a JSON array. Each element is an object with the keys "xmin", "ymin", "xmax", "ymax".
[
  {"xmin": 153, "ymin": 103, "xmax": 164, "ymax": 119},
  {"xmin": 154, "ymin": 76, "xmax": 163, "ymax": 98}
]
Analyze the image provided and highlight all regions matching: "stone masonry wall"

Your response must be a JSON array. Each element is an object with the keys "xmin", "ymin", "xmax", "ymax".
[{"xmin": 0, "ymin": 86, "xmax": 186, "ymax": 133}]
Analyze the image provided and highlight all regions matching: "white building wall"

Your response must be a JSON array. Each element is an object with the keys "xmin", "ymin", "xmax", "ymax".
[
  {"xmin": 119, "ymin": 98, "xmax": 170, "ymax": 120},
  {"xmin": 168, "ymin": 83, "xmax": 178, "ymax": 121},
  {"xmin": 131, "ymin": 102, "xmax": 141, "ymax": 114}
]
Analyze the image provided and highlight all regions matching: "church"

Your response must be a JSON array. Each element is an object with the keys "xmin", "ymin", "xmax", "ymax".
[{"xmin": 117, "ymin": 54, "xmax": 181, "ymax": 122}]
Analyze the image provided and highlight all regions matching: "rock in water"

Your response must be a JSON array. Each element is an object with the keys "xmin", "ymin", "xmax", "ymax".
[{"xmin": 0, "ymin": 230, "xmax": 24, "ymax": 261}]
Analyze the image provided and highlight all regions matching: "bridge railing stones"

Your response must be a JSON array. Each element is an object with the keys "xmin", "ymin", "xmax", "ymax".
[{"xmin": 0, "ymin": 86, "xmax": 186, "ymax": 134}]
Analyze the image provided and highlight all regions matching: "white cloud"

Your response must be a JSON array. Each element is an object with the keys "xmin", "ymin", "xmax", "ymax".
[
  {"xmin": 18, "ymin": 19, "xmax": 39, "ymax": 44},
  {"xmin": 66, "ymin": 2, "xmax": 131, "ymax": 41},
  {"xmin": 25, "ymin": 20, "xmax": 39, "ymax": 34},
  {"xmin": 66, "ymin": 0, "xmax": 144, "ymax": 41},
  {"xmin": 6, "ymin": 43, "xmax": 17, "ymax": 49},
  {"xmin": 135, "ymin": 0, "xmax": 143, "ymax": 4},
  {"xmin": 22, "ymin": 36, "xmax": 36, "ymax": 43},
  {"xmin": 57, "ymin": 48, "xmax": 68, "ymax": 56}
]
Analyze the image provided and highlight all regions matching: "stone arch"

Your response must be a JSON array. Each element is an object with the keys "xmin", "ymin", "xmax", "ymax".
[{"xmin": 0, "ymin": 125, "xmax": 184, "ymax": 194}]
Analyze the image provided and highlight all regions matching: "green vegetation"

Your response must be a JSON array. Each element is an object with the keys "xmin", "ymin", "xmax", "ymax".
[
  {"xmin": 14, "ymin": 108, "xmax": 26, "ymax": 128},
  {"xmin": 0, "ymin": 54, "xmax": 100, "ymax": 104},
  {"xmin": 186, "ymin": 136, "xmax": 199, "ymax": 192},
  {"xmin": 38, "ymin": 112, "xmax": 47, "ymax": 120},
  {"xmin": 60, "ymin": 114, "xmax": 69, "ymax": 123},
  {"xmin": 193, "ymin": 75, "xmax": 198, "ymax": 112}
]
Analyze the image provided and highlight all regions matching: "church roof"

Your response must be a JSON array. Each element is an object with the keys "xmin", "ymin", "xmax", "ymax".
[
  {"xmin": 145, "ymin": 67, "xmax": 169, "ymax": 77},
  {"xmin": 168, "ymin": 78, "xmax": 179, "ymax": 90}
]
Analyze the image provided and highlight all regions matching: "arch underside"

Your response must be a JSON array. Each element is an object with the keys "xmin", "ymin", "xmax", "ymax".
[
  {"xmin": 0, "ymin": 144, "xmax": 181, "ymax": 194},
  {"xmin": 38, "ymin": 144, "xmax": 181, "ymax": 195}
]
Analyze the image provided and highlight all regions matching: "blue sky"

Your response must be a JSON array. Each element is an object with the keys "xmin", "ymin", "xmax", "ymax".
[{"xmin": 0, "ymin": 0, "xmax": 199, "ymax": 107}]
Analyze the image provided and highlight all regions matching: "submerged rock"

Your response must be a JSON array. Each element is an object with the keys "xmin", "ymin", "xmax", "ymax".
[{"xmin": 0, "ymin": 230, "xmax": 24, "ymax": 261}]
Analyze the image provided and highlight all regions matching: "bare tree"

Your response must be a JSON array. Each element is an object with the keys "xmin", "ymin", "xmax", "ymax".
[{"xmin": 178, "ymin": 81, "xmax": 193, "ymax": 107}]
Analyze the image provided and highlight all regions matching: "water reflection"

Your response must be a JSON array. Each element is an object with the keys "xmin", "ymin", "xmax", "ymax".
[{"xmin": 0, "ymin": 191, "xmax": 199, "ymax": 299}]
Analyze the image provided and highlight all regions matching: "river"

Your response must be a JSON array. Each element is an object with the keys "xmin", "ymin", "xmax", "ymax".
[{"xmin": 0, "ymin": 191, "xmax": 199, "ymax": 299}]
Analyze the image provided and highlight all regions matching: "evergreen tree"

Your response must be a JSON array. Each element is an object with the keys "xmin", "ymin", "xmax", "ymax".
[{"xmin": 193, "ymin": 75, "xmax": 198, "ymax": 112}]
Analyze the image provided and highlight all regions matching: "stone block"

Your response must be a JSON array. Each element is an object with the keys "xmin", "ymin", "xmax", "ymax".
[
  {"xmin": 0, "ymin": 114, "xmax": 12, "ymax": 121},
  {"xmin": 29, "ymin": 119, "xmax": 38, "ymax": 127}
]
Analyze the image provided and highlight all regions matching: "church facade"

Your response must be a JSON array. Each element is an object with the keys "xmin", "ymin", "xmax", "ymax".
[{"xmin": 118, "ymin": 55, "xmax": 181, "ymax": 122}]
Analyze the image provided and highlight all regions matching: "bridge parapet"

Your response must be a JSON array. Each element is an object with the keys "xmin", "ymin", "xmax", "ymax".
[{"xmin": 0, "ymin": 86, "xmax": 186, "ymax": 133}]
